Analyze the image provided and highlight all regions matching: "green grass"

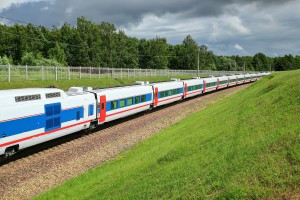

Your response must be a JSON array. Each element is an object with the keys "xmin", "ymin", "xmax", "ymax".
[
  {"xmin": 37, "ymin": 70, "xmax": 300, "ymax": 199},
  {"xmin": 0, "ymin": 76, "xmax": 192, "ymax": 91}
]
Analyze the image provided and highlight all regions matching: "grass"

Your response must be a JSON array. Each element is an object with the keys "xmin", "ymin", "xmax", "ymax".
[
  {"xmin": 37, "ymin": 70, "xmax": 300, "ymax": 199},
  {"xmin": 0, "ymin": 76, "xmax": 192, "ymax": 91}
]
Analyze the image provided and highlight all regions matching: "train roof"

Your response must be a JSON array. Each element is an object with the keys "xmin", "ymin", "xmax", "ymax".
[
  {"xmin": 0, "ymin": 88, "xmax": 67, "ymax": 107},
  {"xmin": 92, "ymin": 83, "xmax": 150, "ymax": 92},
  {"xmin": 0, "ymin": 88, "xmax": 64, "ymax": 96}
]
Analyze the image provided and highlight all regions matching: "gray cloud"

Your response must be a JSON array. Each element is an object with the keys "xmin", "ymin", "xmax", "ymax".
[{"xmin": 0, "ymin": 0, "xmax": 299, "ymax": 56}]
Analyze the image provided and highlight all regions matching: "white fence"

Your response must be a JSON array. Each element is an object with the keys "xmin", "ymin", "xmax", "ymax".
[{"xmin": 0, "ymin": 65, "xmax": 251, "ymax": 82}]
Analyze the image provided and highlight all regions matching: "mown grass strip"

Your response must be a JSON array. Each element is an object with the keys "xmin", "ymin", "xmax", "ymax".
[{"xmin": 38, "ymin": 70, "xmax": 300, "ymax": 199}]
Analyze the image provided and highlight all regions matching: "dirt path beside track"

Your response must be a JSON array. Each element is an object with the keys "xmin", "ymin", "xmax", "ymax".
[{"xmin": 0, "ymin": 84, "xmax": 251, "ymax": 200}]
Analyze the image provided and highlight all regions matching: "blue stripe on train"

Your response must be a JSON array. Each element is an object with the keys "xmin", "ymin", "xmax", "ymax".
[{"xmin": 0, "ymin": 107, "xmax": 84, "ymax": 139}]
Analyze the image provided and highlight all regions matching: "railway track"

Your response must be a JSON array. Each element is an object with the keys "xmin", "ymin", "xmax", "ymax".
[{"xmin": 0, "ymin": 83, "xmax": 251, "ymax": 200}]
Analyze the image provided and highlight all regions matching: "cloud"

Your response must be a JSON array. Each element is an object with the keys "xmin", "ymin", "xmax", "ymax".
[
  {"xmin": 0, "ymin": 0, "xmax": 46, "ymax": 11},
  {"xmin": 234, "ymin": 44, "xmax": 244, "ymax": 51},
  {"xmin": 0, "ymin": 0, "xmax": 299, "ymax": 56}
]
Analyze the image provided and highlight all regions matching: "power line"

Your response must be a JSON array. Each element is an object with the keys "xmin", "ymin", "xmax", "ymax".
[
  {"xmin": 0, "ymin": 15, "xmax": 33, "ymax": 26},
  {"xmin": 0, "ymin": 15, "xmax": 86, "ymax": 48},
  {"xmin": 0, "ymin": 29, "xmax": 86, "ymax": 48}
]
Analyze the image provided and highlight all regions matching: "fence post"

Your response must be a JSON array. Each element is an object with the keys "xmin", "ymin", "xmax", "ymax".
[
  {"xmin": 134, "ymin": 68, "xmax": 135, "ymax": 78},
  {"xmin": 128, "ymin": 68, "xmax": 129, "ymax": 78},
  {"xmin": 98, "ymin": 67, "xmax": 101, "ymax": 79},
  {"xmin": 68, "ymin": 66, "xmax": 70, "ymax": 80},
  {"xmin": 89, "ymin": 66, "xmax": 92, "ymax": 79},
  {"xmin": 25, "ymin": 65, "xmax": 28, "ymax": 80},
  {"xmin": 79, "ymin": 66, "xmax": 81, "ymax": 79},
  {"xmin": 42, "ymin": 65, "xmax": 44, "ymax": 81},
  {"xmin": 121, "ymin": 68, "xmax": 123, "ymax": 79},
  {"xmin": 8, "ymin": 64, "xmax": 11, "ymax": 82},
  {"xmin": 55, "ymin": 66, "xmax": 58, "ymax": 80}
]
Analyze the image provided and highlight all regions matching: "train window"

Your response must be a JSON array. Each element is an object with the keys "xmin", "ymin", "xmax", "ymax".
[
  {"xmin": 89, "ymin": 104, "xmax": 94, "ymax": 116},
  {"xmin": 127, "ymin": 98, "xmax": 133, "ymax": 106},
  {"xmin": 46, "ymin": 119, "xmax": 53, "ymax": 130},
  {"xmin": 135, "ymin": 96, "xmax": 140, "ymax": 104},
  {"xmin": 177, "ymin": 88, "xmax": 180, "ymax": 94},
  {"xmin": 76, "ymin": 111, "xmax": 80, "ymax": 120},
  {"xmin": 141, "ymin": 95, "xmax": 146, "ymax": 102},
  {"xmin": 120, "ymin": 99, "xmax": 126, "ymax": 107},
  {"xmin": 45, "ymin": 106, "xmax": 54, "ymax": 116},
  {"xmin": 44, "ymin": 103, "xmax": 61, "ymax": 131},
  {"xmin": 160, "ymin": 91, "xmax": 164, "ymax": 98},
  {"xmin": 54, "ymin": 117, "xmax": 60, "ymax": 126},
  {"xmin": 54, "ymin": 105, "xmax": 60, "ymax": 115},
  {"xmin": 164, "ymin": 91, "xmax": 168, "ymax": 97},
  {"xmin": 111, "ymin": 101, "xmax": 118, "ymax": 110}
]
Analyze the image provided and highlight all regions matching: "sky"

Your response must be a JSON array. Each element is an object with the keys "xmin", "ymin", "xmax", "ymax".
[{"xmin": 0, "ymin": 0, "xmax": 300, "ymax": 56}]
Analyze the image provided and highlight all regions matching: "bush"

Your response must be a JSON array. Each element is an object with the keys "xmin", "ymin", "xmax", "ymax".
[
  {"xmin": 21, "ymin": 52, "xmax": 64, "ymax": 66},
  {"xmin": 0, "ymin": 55, "xmax": 11, "ymax": 65}
]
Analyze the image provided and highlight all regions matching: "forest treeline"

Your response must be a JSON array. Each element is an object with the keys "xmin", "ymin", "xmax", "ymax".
[{"xmin": 0, "ymin": 16, "xmax": 299, "ymax": 71}]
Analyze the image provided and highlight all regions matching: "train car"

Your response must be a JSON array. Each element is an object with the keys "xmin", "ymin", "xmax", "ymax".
[
  {"xmin": 203, "ymin": 77, "xmax": 218, "ymax": 93},
  {"xmin": 217, "ymin": 76, "xmax": 229, "ymax": 89},
  {"xmin": 181, "ymin": 78, "xmax": 204, "ymax": 99},
  {"xmin": 150, "ymin": 80, "xmax": 183, "ymax": 107},
  {"xmin": 250, "ymin": 73, "xmax": 257, "ymax": 81},
  {"xmin": 256, "ymin": 73, "xmax": 262, "ymax": 79},
  {"xmin": 91, "ymin": 83, "xmax": 153, "ymax": 124},
  {"xmin": 228, "ymin": 75, "xmax": 238, "ymax": 86},
  {"xmin": 237, "ymin": 74, "xmax": 245, "ymax": 84},
  {"xmin": 245, "ymin": 74, "xmax": 251, "ymax": 82},
  {"xmin": 0, "ymin": 88, "xmax": 95, "ymax": 157}
]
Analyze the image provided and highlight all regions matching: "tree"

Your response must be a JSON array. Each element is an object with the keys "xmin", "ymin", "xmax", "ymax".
[
  {"xmin": 252, "ymin": 52, "xmax": 269, "ymax": 71},
  {"xmin": 181, "ymin": 35, "xmax": 198, "ymax": 70},
  {"xmin": 48, "ymin": 44, "xmax": 67, "ymax": 66},
  {"xmin": 138, "ymin": 37, "xmax": 169, "ymax": 69}
]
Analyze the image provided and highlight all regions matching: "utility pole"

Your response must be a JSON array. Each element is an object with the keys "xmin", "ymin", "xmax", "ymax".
[{"xmin": 197, "ymin": 48, "xmax": 200, "ymax": 77}]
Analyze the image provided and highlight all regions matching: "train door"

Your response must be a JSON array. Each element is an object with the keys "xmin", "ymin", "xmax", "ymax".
[
  {"xmin": 99, "ymin": 95, "xmax": 106, "ymax": 123},
  {"xmin": 184, "ymin": 83, "xmax": 187, "ymax": 98},
  {"xmin": 203, "ymin": 81, "xmax": 206, "ymax": 93},
  {"xmin": 154, "ymin": 87, "xmax": 158, "ymax": 107}
]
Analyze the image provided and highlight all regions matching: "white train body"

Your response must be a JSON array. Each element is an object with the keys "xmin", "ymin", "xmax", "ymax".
[
  {"xmin": 203, "ymin": 77, "xmax": 218, "ymax": 93},
  {"xmin": 245, "ymin": 74, "xmax": 252, "ymax": 82},
  {"xmin": 217, "ymin": 76, "xmax": 229, "ymax": 89},
  {"xmin": 150, "ymin": 80, "xmax": 183, "ymax": 107},
  {"xmin": 0, "ymin": 88, "xmax": 95, "ymax": 156},
  {"xmin": 228, "ymin": 75, "xmax": 238, "ymax": 86},
  {"xmin": 0, "ymin": 72, "xmax": 271, "ymax": 158},
  {"xmin": 182, "ymin": 78, "xmax": 204, "ymax": 99},
  {"xmin": 92, "ymin": 84, "xmax": 153, "ymax": 124},
  {"xmin": 237, "ymin": 75, "xmax": 245, "ymax": 84}
]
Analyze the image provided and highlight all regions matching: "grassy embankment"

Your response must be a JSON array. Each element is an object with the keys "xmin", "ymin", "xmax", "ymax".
[
  {"xmin": 38, "ymin": 70, "xmax": 300, "ymax": 199},
  {"xmin": 0, "ymin": 76, "xmax": 192, "ymax": 91}
]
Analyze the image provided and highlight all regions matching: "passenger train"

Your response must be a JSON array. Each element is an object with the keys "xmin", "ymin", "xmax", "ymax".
[{"xmin": 0, "ymin": 72, "xmax": 270, "ymax": 159}]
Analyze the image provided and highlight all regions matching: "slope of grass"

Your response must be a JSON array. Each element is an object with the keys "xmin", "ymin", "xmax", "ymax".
[
  {"xmin": 37, "ymin": 70, "xmax": 300, "ymax": 199},
  {"xmin": 0, "ymin": 76, "xmax": 192, "ymax": 91}
]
